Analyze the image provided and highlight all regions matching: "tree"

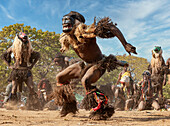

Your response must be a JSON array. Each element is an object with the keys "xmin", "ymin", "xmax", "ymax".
[
  {"xmin": 116, "ymin": 55, "xmax": 150, "ymax": 81},
  {"xmin": 163, "ymin": 84, "xmax": 170, "ymax": 99},
  {"xmin": 95, "ymin": 55, "xmax": 150, "ymax": 87},
  {"xmin": 0, "ymin": 23, "xmax": 61, "ymax": 91}
]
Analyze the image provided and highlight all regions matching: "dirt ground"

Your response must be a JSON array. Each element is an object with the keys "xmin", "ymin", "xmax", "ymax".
[{"xmin": 0, "ymin": 109, "xmax": 169, "ymax": 126}]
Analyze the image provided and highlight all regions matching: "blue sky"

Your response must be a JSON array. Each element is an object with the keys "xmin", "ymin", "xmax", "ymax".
[{"xmin": 0, "ymin": 0, "xmax": 169, "ymax": 61}]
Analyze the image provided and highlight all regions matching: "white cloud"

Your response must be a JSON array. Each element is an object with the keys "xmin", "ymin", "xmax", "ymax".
[
  {"xmin": 28, "ymin": 0, "xmax": 32, "ymax": 7},
  {"xmin": 97, "ymin": 0, "xmax": 170, "ymax": 61},
  {"xmin": 117, "ymin": 0, "xmax": 165, "ymax": 39},
  {"xmin": 0, "ymin": 4, "xmax": 15, "ymax": 20},
  {"xmin": 63, "ymin": 0, "xmax": 71, "ymax": 10},
  {"xmin": 0, "ymin": 0, "xmax": 169, "ymax": 61}
]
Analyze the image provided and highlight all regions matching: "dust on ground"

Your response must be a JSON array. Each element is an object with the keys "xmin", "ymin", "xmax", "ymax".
[{"xmin": 0, "ymin": 108, "xmax": 169, "ymax": 126}]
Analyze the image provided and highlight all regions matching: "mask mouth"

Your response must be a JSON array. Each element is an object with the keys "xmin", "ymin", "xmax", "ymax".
[
  {"xmin": 18, "ymin": 32, "xmax": 28, "ymax": 43},
  {"xmin": 154, "ymin": 48, "xmax": 159, "ymax": 53},
  {"xmin": 62, "ymin": 16, "xmax": 74, "ymax": 33},
  {"xmin": 62, "ymin": 23, "xmax": 73, "ymax": 32},
  {"xmin": 153, "ymin": 46, "xmax": 161, "ymax": 53},
  {"xmin": 23, "ymin": 36, "xmax": 27, "ymax": 39},
  {"xmin": 22, "ymin": 36, "xmax": 28, "ymax": 41}
]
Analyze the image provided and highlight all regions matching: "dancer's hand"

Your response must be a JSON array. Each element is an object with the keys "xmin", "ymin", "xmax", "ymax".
[{"xmin": 125, "ymin": 43, "xmax": 137, "ymax": 55}]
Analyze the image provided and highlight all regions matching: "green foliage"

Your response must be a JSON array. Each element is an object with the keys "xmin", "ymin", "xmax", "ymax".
[
  {"xmin": 163, "ymin": 84, "xmax": 170, "ymax": 99},
  {"xmin": 0, "ymin": 23, "xmax": 61, "ymax": 91},
  {"xmin": 95, "ymin": 55, "xmax": 150, "ymax": 87},
  {"xmin": 116, "ymin": 55, "xmax": 150, "ymax": 81}
]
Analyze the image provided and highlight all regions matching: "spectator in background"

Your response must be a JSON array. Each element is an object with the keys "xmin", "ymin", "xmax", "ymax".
[{"xmin": 1, "ymin": 79, "xmax": 12, "ymax": 104}]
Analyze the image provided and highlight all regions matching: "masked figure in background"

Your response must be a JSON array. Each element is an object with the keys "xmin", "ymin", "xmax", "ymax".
[
  {"xmin": 2, "ymin": 32, "xmax": 41, "ymax": 110},
  {"xmin": 148, "ymin": 46, "xmax": 167, "ymax": 98},
  {"xmin": 137, "ymin": 71, "xmax": 160, "ymax": 111},
  {"xmin": 52, "ymin": 11, "xmax": 137, "ymax": 120},
  {"xmin": 37, "ymin": 78, "xmax": 53, "ymax": 107},
  {"xmin": 53, "ymin": 52, "xmax": 80, "ymax": 71},
  {"xmin": 37, "ymin": 78, "xmax": 53, "ymax": 96},
  {"xmin": 166, "ymin": 58, "xmax": 170, "ymax": 84},
  {"xmin": 53, "ymin": 52, "xmax": 70, "ymax": 71}
]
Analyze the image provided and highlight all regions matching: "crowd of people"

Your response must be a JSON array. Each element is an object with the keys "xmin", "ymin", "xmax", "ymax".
[
  {"xmin": 112, "ymin": 45, "xmax": 169, "ymax": 111},
  {"xmin": 112, "ymin": 63, "xmax": 169, "ymax": 112}
]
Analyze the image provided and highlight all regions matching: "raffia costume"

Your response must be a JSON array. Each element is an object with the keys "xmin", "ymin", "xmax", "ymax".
[
  {"xmin": 166, "ymin": 58, "xmax": 170, "ymax": 84},
  {"xmin": 137, "ymin": 71, "xmax": 160, "ymax": 110},
  {"xmin": 148, "ymin": 46, "xmax": 168, "ymax": 97},
  {"xmin": 2, "ymin": 35, "xmax": 41, "ymax": 110},
  {"xmin": 52, "ymin": 55, "xmax": 120, "ymax": 118},
  {"xmin": 53, "ymin": 11, "xmax": 136, "ymax": 119}
]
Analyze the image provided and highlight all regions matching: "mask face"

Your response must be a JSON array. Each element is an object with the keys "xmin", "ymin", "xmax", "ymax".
[
  {"xmin": 153, "ymin": 46, "xmax": 161, "ymax": 53},
  {"xmin": 62, "ymin": 16, "xmax": 74, "ymax": 33},
  {"xmin": 19, "ymin": 32, "xmax": 28, "ymax": 43},
  {"xmin": 152, "ymin": 46, "xmax": 162, "ymax": 58},
  {"xmin": 142, "ymin": 70, "xmax": 151, "ymax": 80}
]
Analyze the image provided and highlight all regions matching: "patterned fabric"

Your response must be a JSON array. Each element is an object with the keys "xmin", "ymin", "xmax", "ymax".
[{"xmin": 91, "ymin": 91, "xmax": 108, "ymax": 111}]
